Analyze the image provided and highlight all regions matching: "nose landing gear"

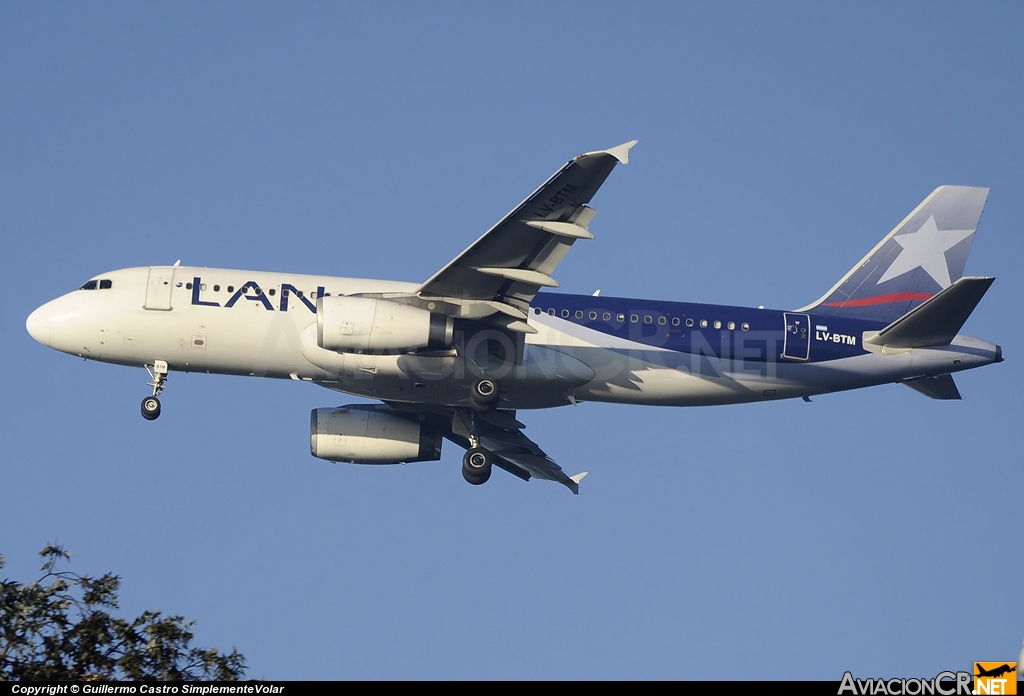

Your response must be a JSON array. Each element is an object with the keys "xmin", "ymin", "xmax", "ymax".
[{"xmin": 141, "ymin": 360, "xmax": 168, "ymax": 421}]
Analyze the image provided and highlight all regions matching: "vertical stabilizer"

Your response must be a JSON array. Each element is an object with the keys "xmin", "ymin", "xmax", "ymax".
[{"xmin": 800, "ymin": 186, "xmax": 989, "ymax": 323}]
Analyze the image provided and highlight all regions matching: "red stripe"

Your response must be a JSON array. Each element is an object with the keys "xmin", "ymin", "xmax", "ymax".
[{"xmin": 824, "ymin": 292, "xmax": 933, "ymax": 307}]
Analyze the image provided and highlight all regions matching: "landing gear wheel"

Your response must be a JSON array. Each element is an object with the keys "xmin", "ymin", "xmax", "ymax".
[
  {"xmin": 141, "ymin": 396, "xmax": 161, "ymax": 421},
  {"xmin": 462, "ymin": 447, "xmax": 492, "ymax": 485},
  {"xmin": 470, "ymin": 378, "xmax": 500, "ymax": 412}
]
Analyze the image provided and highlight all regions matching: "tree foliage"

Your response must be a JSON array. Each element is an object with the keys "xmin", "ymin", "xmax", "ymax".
[{"xmin": 0, "ymin": 546, "xmax": 245, "ymax": 681}]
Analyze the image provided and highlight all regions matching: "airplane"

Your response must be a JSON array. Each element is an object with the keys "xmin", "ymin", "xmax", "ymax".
[
  {"xmin": 975, "ymin": 664, "xmax": 1015, "ymax": 679},
  {"xmin": 25, "ymin": 141, "xmax": 1003, "ymax": 494}
]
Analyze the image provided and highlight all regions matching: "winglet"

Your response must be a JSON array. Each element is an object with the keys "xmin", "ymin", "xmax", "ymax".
[
  {"xmin": 567, "ymin": 471, "xmax": 589, "ymax": 495},
  {"xmin": 579, "ymin": 140, "xmax": 638, "ymax": 165}
]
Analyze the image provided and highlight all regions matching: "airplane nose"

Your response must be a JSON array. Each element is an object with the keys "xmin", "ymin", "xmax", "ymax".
[{"xmin": 26, "ymin": 305, "xmax": 51, "ymax": 346}]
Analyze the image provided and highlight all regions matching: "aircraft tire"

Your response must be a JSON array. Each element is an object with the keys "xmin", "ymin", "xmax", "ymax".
[
  {"xmin": 141, "ymin": 396, "xmax": 161, "ymax": 421},
  {"xmin": 470, "ymin": 378, "xmax": 500, "ymax": 412},
  {"xmin": 462, "ymin": 447, "xmax": 492, "ymax": 485}
]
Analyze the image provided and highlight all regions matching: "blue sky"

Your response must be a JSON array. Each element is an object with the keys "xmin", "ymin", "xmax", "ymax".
[{"xmin": 2, "ymin": 3, "xmax": 1022, "ymax": 679}]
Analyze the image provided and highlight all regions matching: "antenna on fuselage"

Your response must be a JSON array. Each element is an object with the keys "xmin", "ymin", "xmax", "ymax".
[{"xmin": 173, "ymin": 260, "xmax": 181, "ymax": 267}]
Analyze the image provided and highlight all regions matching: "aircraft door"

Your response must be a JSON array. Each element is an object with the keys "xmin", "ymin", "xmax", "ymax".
[
  {"xmin": 144, "ymin": 267, "xmax": 176, "ymax": 311},
  {"xmin": 782, "ymin": 312, "xmax": 810, "ymax": 360}
]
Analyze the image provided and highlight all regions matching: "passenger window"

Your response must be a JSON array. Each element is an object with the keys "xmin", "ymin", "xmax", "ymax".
[
  {"xmin": 658, "ymin": 317, "xmax": 666, "ymax": 325},
  {"xmin": 561, "ymin": 309, "xmax": 570, "ymax": 318},
  {"xmin": 630, "ymin": 314, "xmax": 638, "ymax": 323},
  {"xmin": 603, "ymin": 312, "xmax": 611, "ymax": 321},
  {"xmin": 714, "ymin": 320, "xmax": 722, "ymax": 329},
  {"xmin": 213, "ymin": 285, "xmax": 220, "ymax": 292},
  {"xmin": 672, "ymin": 317, "xmax": 680, "ymax": 326},
  {"xmin": 589, "ymin": 311, "xmax": 597, "ymax": 320},
  {"xmin": 80, "ymin": 280, "xmax": 98, "ymax": 290},
  {"xmin": 269, "ymin": 288, "xmax": 276, "ymax": 296},
  {"xmin": 728, "ymin": 322, "xmax": 735, "ymax": 330},
  {"xmin": 297, "ymin": 290, "xmax": 304, "ymax": 298},
  {"xmin": 644, "ymin": 315, "xmax": 652, "ymax": 324},
  {"xmin": 186, "ymin": 282, "xmax": 193, "ymax": 290},
  {"xmin": 200, "ymin": 283, "xmax": 207, "ymax": 291},
  {"xmin": 534, "ymin": 307, "xmax": 541, "ymax": 315},
  {"xmin": 741, "ymin": 322, "xmax": 750, "ymax": 331},
  {"xmin": 99, "ymin": 279, "xmax": 112, "ymax": 289},
  {"xmin": 575, "ymin": 310, "xmax": 583, "ymax": 319},
  {"xmin": 700, "ymin": 320, "xmax": 708, "ymax": 328},
  {"xmin": 686, "ymin": 318, "xmax": 694, "ymax": 327},
  {"xmin": 548, "ymin": 309, "xmax": 555, "ymax": 316},
  {"xmin": 227, "ymin": 286, "xmax": 234, "ymax": 293}
]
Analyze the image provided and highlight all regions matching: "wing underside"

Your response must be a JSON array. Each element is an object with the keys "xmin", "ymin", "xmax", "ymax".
[{"xmin": 447, "ymin": 408, "xmax": 587, "ymax": 494}]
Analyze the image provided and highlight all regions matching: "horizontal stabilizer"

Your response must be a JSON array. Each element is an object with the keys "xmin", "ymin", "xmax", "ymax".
[
  {"xmin": 867, "ymin": 276, "xmax": 994, "ymax": 349},
  {"xmin": 903, "ymin": 374, "xmax": 962, "ymax": 400}
]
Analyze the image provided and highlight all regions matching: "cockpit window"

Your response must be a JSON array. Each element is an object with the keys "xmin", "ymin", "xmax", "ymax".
[
  {"xmin": 79, "ymin": 280, "xmax": 98, "ymax": 290},
  {"xmin": 99, "ymin": 279, "xmax": 112, "ymax": 289}
]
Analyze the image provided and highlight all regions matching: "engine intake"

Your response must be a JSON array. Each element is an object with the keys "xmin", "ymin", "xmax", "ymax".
[
  {"xmin": 310, "ymin": 406, "xmax": 443, "ymax": 464},
  {"xmin": 317, "ymin": 296, "xmax": 453, "ymax": 353}
]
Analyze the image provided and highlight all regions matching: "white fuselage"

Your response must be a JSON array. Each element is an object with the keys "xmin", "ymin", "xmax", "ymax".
[{"xmin": 26, "ymin": 265, "xmax": 1001, "ymax": 411}]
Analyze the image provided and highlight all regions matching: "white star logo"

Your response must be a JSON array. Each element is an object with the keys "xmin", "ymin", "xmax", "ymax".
[{"xmin": 876, "ymin": 216, "xmax": 974, "ymax": 288}]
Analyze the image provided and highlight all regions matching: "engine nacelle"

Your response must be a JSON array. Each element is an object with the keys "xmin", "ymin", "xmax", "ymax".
[
  {"xmin": 310, "ymin": 406, "xmax": 443, "ymax": 464},
  {"xmin": 317, "ymin": 296, "xmax": 453, "ymax": 353}
]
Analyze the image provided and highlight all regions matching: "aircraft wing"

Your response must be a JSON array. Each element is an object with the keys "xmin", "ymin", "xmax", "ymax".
[
  {"xmin": 447, "ymin": 408, "xmax": 588, "ymax": 494},
  {"xmin": 416, "ymin": 141, "xmax": 637, "ymax": 322}
]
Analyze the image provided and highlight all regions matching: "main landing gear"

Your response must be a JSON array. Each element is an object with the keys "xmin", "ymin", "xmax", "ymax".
[
  {"xmin": 454, "ymin": 408, "xmax": 494, "ymax": 486},
  {"xmin": 470, "ymin": 377, "xmax": 500, "ymax": 412},
  {"xmin": 141, "ymin": 360, "xmax": 168, "ymax": 421}
]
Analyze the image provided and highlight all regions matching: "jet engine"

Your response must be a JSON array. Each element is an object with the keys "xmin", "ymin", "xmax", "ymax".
[
  {"xmin": 310, "ymin": 406, "xmax": 443, "ymax": 464},
  {"xmin": 317, "ymin": 296, "xmax": 453, "ymax": 353}
]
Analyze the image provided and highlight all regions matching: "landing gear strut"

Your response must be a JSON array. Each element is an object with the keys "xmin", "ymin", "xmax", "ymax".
[{"xmin": 141, "ymin": 360, "xmax": 168, "ymax": 421}]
